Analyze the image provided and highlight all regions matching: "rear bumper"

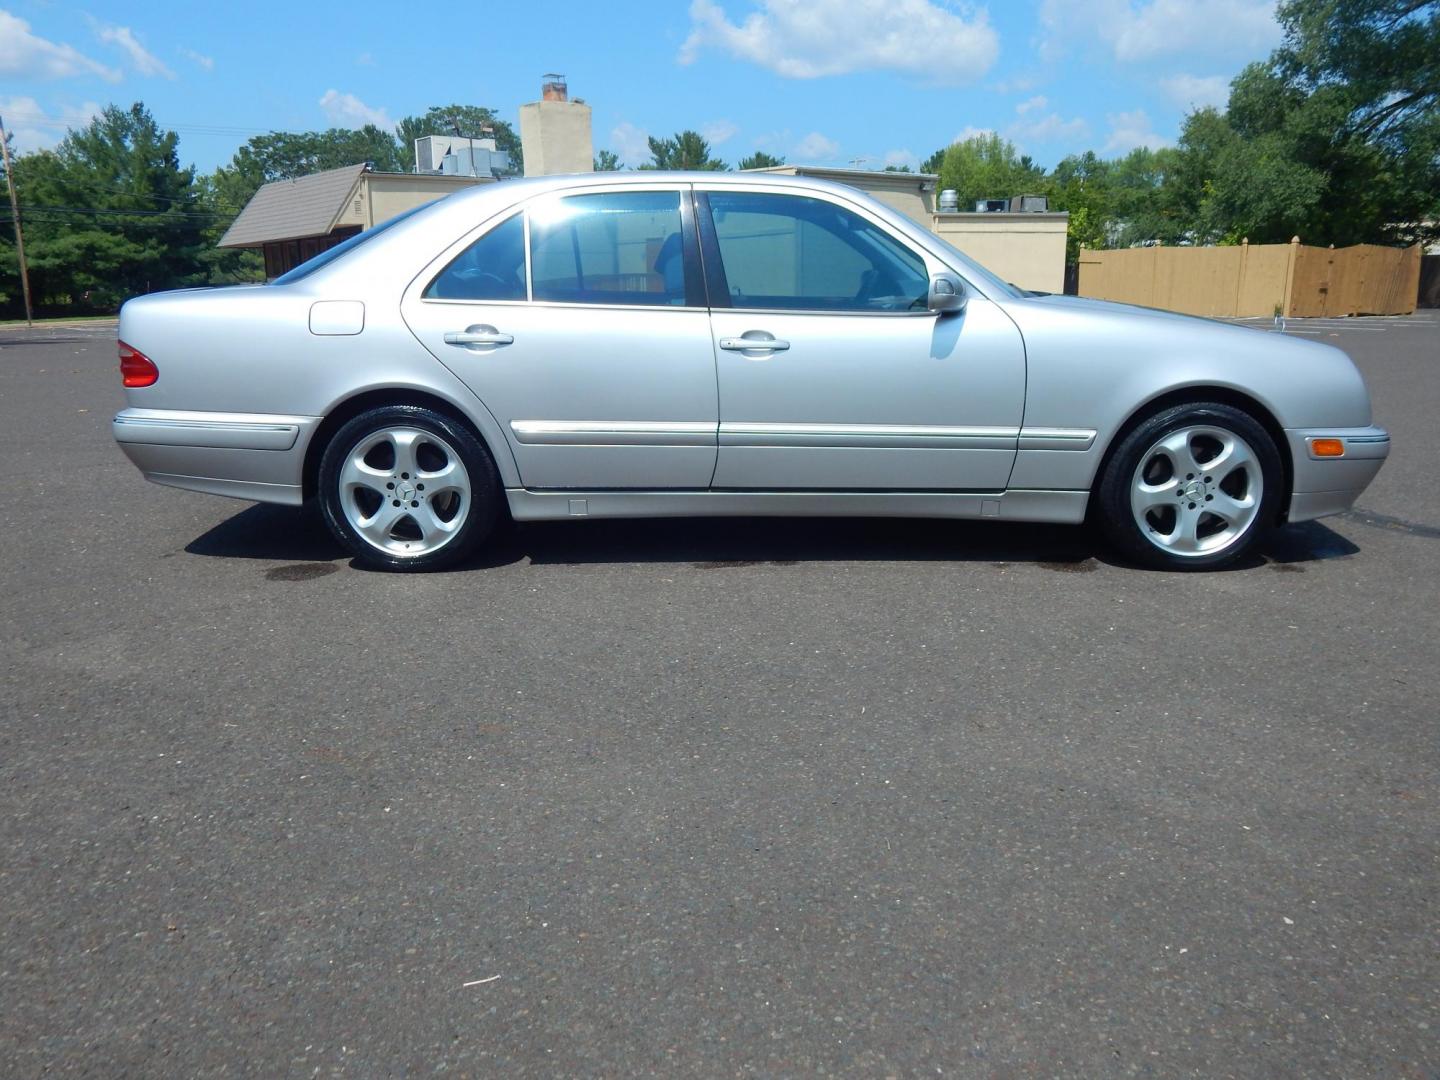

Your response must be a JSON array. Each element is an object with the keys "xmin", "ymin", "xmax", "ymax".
[
  {"xmin": 113, "ymin": 408, "xmax": 319, "ymax": 505},
  {"xmin": 1284, "ymin": 425, "xmax": 1389, "ymax": 523}
]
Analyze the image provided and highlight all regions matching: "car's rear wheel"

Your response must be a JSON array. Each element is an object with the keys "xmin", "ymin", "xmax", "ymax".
[
  {"xmin": 318, "ymin": 405, "xmax": 500, "ymax": 572},
  {"xmin": 1096, "ymin": 402, "xmax": 1282, "ymax": 570}
]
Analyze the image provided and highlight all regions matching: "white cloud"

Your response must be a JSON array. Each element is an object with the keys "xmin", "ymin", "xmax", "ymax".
[
  {"xmin": 0, "ymin": 95, "xmax": 103, "ymax": 152},
  {"xmin": 1160, "ymin": 73, "xmax": 1230, "ymax": 110},
  {"xmin": 701, "ymin": 119, "xmax": 738, "ymax": 146},
  {"xmin": 93, "ymin": 23, "xmax": 175, "ymax": 79},
  {"xmin": 991, "ymin": 73, "xmax": 1039, "ymax": 94},
  {"xmin": 1040, "ymin": 0, "xmax": 1280, "ymax": 63},
  {"xmin": 1008, "ymin": 113, "xmax": 1089, "ymax": 145},
  {"xmin": 1103, "ymin": 109, "xmax": 1172, "ymax": 153},
  {"xmin": 680, "ymin": 0, "xmax": 998, "ymax": 84},
  {"xmin": 793, "ymin": 131, "xmax": 840, "ymax": 160},
  {"xmin": 318, "ymin": 89, "xmax": 395, "ymax": 131},
  {"xmin": 0, "ymin": 10, "xmax": 119, "ymax": 82},
  {"xmin": 884, "ymin": 148, "xmax": 920, "ymax": 170},
  {"xmin": 609, "ymin": 122, "xmax": 651, "ymax": 167},
  {"xmin": 1004, "ymin": 96, "xmax": 1088, "ymax": 147},
  {"xmin": 953, "ymin": 126, "xmax": 995, "ymax": 143},
  {"xmin": 179, "ymin": 47, "xmax": 214, "ymax": 72}
]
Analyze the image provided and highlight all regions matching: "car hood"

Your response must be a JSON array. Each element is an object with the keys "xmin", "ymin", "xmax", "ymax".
[{"xmin": 1013, "ymin": 291, "xmax": 1275, "ymax": 333}]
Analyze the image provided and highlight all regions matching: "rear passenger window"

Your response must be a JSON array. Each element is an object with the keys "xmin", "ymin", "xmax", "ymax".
[
  {"xmin": 529, "ymin": 191, "xmax": 687, "ymax": 306},
  {"xmin": 425, "ymin": 214, "xmax": 526, "ymax": 301}
]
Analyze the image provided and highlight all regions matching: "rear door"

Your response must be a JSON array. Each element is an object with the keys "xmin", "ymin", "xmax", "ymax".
[
  {"xmin": 402, "ymin": 184, "xmax": 718, "ymax": 490},
  {"xmin": 697, "ymin": 186, "xmax": 1026, "ymax": 491}
]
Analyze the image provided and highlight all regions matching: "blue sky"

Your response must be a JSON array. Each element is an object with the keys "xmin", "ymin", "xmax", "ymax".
[{"xmin": 2, "ymin": 0, "xmax": 1284, "ymax": 173}]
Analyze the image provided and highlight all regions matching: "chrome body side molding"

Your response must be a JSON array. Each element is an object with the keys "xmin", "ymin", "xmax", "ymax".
[{"xmin": 510, "ymin": 420, "xmax": 716, "ymax": 447}]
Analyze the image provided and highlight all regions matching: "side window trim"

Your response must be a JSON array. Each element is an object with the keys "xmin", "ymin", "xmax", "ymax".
[
  {"xmin": 522, "ymin": 210, "xmax": 534, "ymax": 303},
  {"xmin": 678, "ymin": 189, "xmax": 708, "ymax": 310},
  {"xmin": 694, "ymin": 191, "xmax": 732, "ymax": 309}
]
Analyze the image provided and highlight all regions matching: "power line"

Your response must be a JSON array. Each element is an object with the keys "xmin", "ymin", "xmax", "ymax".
[
  {"xmin": 0, "ymin": 106, "xmax": 301, "ymax": 140},
  {"xmin": 8, "ymin": 205, "xmax": 233, "ymax": 220}
]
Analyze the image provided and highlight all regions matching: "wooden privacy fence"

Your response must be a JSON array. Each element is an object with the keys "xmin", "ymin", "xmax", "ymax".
[{"xmin": 1077, "ymin": 239, "xmax": 1422, "ymax": 318}]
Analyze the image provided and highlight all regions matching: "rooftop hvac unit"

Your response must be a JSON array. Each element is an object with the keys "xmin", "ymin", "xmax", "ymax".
[
  {"xmin": 938, "ymin": 189, "xmax": 959, "ymax": 212},
  {"xmin": 415, "ymin": 134, "xmax": 503, "ymax": 175},
  {"xmin": 975, "ymin": 198, "xmax": 1009, "ymax": 212},
  {"xmin": 1009, "ymin": 194, "xmax": 1049, "ymax": 212}
]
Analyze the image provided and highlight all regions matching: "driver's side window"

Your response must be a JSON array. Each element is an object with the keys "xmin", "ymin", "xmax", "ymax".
[
  {"xmin": 424, "ymin": 213, "xmax": 527, "ymax": 301},
  {"xmin": 706, "ymin": 192, "xmax": 928, "ymax": 312}
]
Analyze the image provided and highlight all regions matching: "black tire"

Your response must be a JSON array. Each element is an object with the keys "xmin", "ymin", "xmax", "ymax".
[
  {"xmin": 318, "ymin": 405, "xmax": 501, "ymax": 572},
  {"xmin": 1095, "ymin": 401, "xmax": 1283, "ymax": 570}
]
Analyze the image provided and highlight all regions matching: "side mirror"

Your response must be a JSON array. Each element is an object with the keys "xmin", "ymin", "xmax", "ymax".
[{"xmin": 928, "ymin": 272, "xmax": 967, "ymax": 315}]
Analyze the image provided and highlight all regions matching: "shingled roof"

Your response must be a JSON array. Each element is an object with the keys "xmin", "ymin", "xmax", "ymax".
[{"xmin": 218, "ymin": 164, "xmax": 367, "ymax": 248}]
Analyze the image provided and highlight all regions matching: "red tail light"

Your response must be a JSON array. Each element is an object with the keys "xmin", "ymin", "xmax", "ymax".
[{"xmin": 119, "ymin": 341, "xmax": 158, "ymax": 387}]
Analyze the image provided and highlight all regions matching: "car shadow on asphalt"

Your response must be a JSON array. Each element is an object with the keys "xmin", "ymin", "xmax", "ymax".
[{"xmin": 185, "ymin": 502, "xmax": 1360, "ymax": 574}]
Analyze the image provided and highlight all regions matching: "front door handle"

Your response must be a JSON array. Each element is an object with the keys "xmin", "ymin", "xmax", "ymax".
[
  {"xmin": 444, "ymin": 325, "xmax": 514, "ymax": 348},
  {"xmin": 719, "ymin": 336, "xmax": 790, "ymax": 352}
]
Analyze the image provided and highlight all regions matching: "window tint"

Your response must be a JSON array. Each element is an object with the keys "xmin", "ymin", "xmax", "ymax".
[
  {"xmin": 424, "ymin": 213, "xmax": 527, "ymax": 301},
  {"xmin": 708, "ymin": 192, "xmax": 929, "ymax": 312},
  {"xmin": 529, "ymin": 191, "xmax": 687, "ymax": 306}
]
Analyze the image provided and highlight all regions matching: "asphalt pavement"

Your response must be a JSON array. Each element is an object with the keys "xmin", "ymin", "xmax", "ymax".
[{"xmin": 2, "ymin": 313, "xmax": 1437, "ymax": 1076}]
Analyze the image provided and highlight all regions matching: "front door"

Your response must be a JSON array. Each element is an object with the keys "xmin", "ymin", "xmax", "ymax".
[
  {"xmin": 402, "ymin": 186, "xmax": 718, "ymax": 490},
  {"xmin": 697, "ymin": 188, "xmax": 1026, "ymax": 491}
]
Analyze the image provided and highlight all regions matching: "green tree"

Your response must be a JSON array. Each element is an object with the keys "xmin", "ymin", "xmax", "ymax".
[
  {"xmin": 935, "ymin": 133, "xmax": 1036, "ymax": 207},
  {"xmin": 1164, "ymin": 0, "xmax": 1440, "ymax": 246},
  {"xmin": 213, "ymin": 125, "xmax": 406, "ymax": 213},
  {"xmin": 920, "ymin": 147, "xmax": 946, "ymax": 174},
  {"xmin": 593, "ymin": 149, "xmax": 621, "ymax": 171},
  {"xmin": 738, "ymin": 150, "xmax": 785, "ymax": 170},
  {"xmin": 883, "ymin": 164, "xmax": 913, "ymax": 173},
  {"xmin": 641, "ymin": 131, "xmax": 727, "ymax": 170},
  {"xmin": 10, "ymin": 103, "xmax": 210, "ymax": 312}
]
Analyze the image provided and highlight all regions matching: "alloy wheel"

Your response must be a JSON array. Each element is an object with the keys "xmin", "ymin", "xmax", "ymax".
[
  {"xmin": 338, "ymin": 426, "xmax": 471, "ymax": 557},
  {"xmin": 1129, "ymin": 425, "xmax": 1263, "ymax": 558}
]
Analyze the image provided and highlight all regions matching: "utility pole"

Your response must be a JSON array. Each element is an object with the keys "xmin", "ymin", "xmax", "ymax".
[
  {"xmin": 0, "ymin": 115, "xmax": 35, "ymax": 328},
  {"xmin": 0, "ymin": 113, "xmax": 35, "ymax": 327}
]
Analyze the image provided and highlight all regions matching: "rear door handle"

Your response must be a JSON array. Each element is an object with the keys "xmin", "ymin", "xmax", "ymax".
[
  {"xmin": 719, "ymin": 337, "xmax": 790, "ymax": 352},
  {"xmin": 444, "ymin": 326, "xmax": 514, "ymax": 347}
]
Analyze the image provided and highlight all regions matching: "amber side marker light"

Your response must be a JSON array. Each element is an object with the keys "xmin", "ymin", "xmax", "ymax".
[
  {"xmin": 119, "ymin": 341, "xmax": 158, "ymax": 387},
  {"xmin": 1311, "ymin": 438, "xmax": 1345, "ymax": 458}
]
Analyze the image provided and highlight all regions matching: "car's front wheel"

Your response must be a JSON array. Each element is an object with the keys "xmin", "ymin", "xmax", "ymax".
[
  {"xmin": 318, "ymin": 405, "xmax": 501, "ymax": 571},
  {"xmin": 1096, "ymin": 402, "xmax": 1282, "ymax": 570}
]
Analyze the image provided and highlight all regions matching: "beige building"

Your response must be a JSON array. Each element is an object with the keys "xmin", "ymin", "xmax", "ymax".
[
  {"xmin": 747, "ymin": 165, "xmax": 937, "ymax": 226},
  {"xmin": 747, "ymin": 164, "xmax": 1069, "ymax": 294},
  {"xmin": 931, "ymin": 211, "xmax": 1069, "ymax": 294},
  {"xmin": 219, "ymin": 163, "xmax": 489, "ymax": 279},
  {"xmin": 518, "ymin": 77, "xmax": 594, "ymax": 177}
]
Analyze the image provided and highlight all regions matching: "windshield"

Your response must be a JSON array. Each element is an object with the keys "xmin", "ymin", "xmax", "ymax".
[{"xmin": 272, "ymin": 201, "xmax": 436, "ymax": 285}]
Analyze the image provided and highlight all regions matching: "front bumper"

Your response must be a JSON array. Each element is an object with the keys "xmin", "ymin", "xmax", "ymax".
[
  {"xmin": 1284, "ymin": 425, "xmax": 1390, "ymax": 523},
  {"xmin": 113, "ymin": 408, "xmax": 320, "ymax": 505}
]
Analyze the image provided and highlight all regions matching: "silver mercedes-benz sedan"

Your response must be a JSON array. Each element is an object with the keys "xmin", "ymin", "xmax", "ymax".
[{"xmin": 113, "ymin": 171, "xmax": 1389, "ymax": 571}]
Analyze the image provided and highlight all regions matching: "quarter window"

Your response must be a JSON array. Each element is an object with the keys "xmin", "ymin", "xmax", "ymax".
[
  {"xmin": 707, "ymin": 192, "xmax": 929, "ymax": 312},
  {"xmin": 424, "ymin": 213, "xmax": 526, "ymax": 301},
  {"xmin": 529, "ymin": 191, "xmax": 687, "ymax": 306}
]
